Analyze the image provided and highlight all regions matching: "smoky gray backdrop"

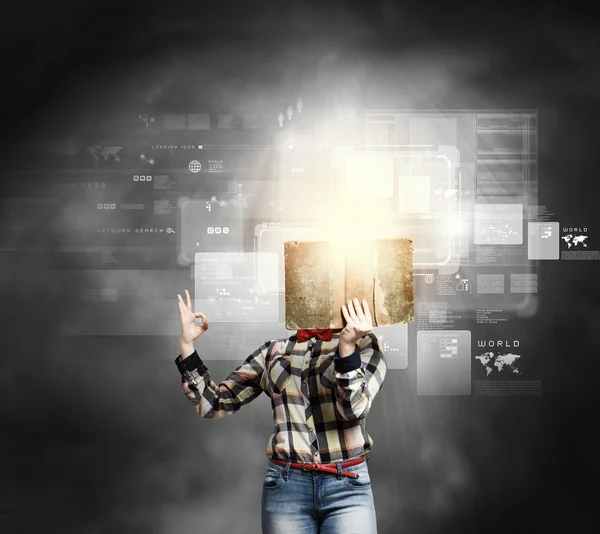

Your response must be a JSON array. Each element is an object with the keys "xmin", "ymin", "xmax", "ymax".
[{"xmin": 0, "ymin": 2, "xmax": 598, "ymax": 533}]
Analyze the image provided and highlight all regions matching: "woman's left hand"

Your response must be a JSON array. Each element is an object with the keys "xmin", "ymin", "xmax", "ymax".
[{"xmin": 340, "ymin": 298, "xmax": 373, "ymax": 347}]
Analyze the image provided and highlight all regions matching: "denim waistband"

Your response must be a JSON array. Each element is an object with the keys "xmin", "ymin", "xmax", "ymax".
[{"xmin": 268, "ymin": 457, "xmax": 369, "ymax": 479}]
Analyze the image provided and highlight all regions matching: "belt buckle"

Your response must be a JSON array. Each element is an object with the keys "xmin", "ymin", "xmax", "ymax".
[{"xmin": 301, "ymin": 461, "xmax": 317, "ymax": 471}]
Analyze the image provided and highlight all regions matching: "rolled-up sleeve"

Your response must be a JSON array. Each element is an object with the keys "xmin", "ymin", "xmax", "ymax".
[
  {"xmin": 174, "ymin": 340, "xmax": 273, "ymax": 419},
  {"xmin": 333, "ymin": 333, "xmax": 387, "ymax": 421}
]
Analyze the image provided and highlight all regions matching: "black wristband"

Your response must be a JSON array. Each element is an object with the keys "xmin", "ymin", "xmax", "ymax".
[
  {"xmin": 175, "ymin": 350, "xmax": 205, "ymax": 375},
  {"xmin": 334, "ymin": 344, "xmax": 361, "ymax": 373}
]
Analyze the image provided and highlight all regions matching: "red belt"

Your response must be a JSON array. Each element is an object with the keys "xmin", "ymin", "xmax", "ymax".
[{"xmin": 270, "ymin": 455, "xmax": 365, "ymax": 479}]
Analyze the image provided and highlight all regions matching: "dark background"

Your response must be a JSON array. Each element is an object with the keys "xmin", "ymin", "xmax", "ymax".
[{"xmin": 1, "ymin": 1, "xmax": 599, "ymax": 532}]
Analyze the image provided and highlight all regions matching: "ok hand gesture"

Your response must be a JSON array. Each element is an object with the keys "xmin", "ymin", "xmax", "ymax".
[{"xmin": 177, "ymin": 289, "xmax": 209, "ymax": 344}]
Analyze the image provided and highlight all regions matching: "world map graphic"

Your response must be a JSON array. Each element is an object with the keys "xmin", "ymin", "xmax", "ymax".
[
  {"xmin": 85, "ymin": 145, "xmax": 123, "ymax": 163},
  {"xmin": 475, "ymin": 352, "xmax": 522, "ymax": 376},
  {"xmin": 562, "ymin": 234, "xmax": 588, "ymax": 248}
]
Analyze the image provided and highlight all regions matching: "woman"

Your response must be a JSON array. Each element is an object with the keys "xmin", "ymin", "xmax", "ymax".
[{"xmin": 175, "ymin": 289, "xmax": 387, "ymax": 533}]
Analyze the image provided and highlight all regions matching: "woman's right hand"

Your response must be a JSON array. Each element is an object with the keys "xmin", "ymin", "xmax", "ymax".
[{"xmin": 177, "ymin": 289, "xmax": 209, "ymax": 344}]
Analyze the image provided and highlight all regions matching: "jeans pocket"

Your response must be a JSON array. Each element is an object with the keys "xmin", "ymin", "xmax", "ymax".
[
  {"xmin": 263, "ymin": 467, "xmax": 284, "ymax": 492},
  {"xmin": 342, "ymin": 463, "xmax": 372, "ymax": 490}
]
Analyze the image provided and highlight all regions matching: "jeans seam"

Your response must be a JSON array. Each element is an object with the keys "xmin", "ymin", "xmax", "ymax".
[
  {"xmin": 343, "ymin": 463, "xmax": 370, "ymax": 489},
  {"xmin": 343, "ymin": 477, "xmax": 371, "ymax": 489}
]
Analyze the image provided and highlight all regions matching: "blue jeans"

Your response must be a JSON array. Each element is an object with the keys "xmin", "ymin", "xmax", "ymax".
[{"xmin": 261, "ymin": 458, "xmax": 378, "ymax": 533}]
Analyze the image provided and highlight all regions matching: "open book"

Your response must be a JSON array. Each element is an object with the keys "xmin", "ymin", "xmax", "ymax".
[{"xmin": 284, "ymin": 238, "xmax": 414, "ymax": 329}]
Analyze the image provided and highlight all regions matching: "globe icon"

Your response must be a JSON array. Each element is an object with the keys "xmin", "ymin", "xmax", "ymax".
[{"xmin": 189, "ymin": 160, "xmax": 202, "ymax": 173}]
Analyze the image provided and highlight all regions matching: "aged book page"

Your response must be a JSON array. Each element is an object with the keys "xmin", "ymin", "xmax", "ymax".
[
  {"xmin": 373, "ymin": 238, "xmax": 415, "ymax": 325},
  {"xmin": 284, "ymin": 240, "xmax": 331, "ymax": 329},
  {"xmin": 344, "ymin": 239, "xmax": 376, "ymax": 327},
  {"xmin": 285, "ymin": 238, "xmax": 414, "ymax": 329}
]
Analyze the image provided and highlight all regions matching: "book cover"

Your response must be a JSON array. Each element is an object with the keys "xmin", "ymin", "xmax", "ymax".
[{"xmin": 284, "ymin": 238, "xmax": 414, "ymax": 329}]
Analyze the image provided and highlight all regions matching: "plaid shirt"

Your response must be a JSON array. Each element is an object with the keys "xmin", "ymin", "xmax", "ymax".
[{"xmin": 175, "ymin": 332, "xmax": 387, "ymax": 464}]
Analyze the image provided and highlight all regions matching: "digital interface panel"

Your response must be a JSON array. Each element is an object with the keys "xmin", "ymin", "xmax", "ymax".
[{"xmin": 26, "ymin": 97, "xmax": 589, "ymax": 393}]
